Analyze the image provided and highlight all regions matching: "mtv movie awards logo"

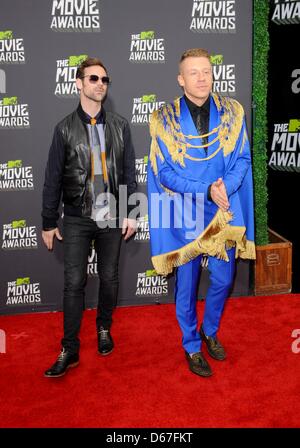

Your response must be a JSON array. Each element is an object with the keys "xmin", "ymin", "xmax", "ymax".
[
  {"xmin": 0, "ymin": 69, "xmax": 6, "ymax": 93},
  {"xmin": 0, "ymin": 96, "xmax": 30, "ymax": 128},
  {"xmin": 0, "ymin": 30, "xmax": 25, "ymax": 63},
  {"xmin": 129, "ymin": 31, "xmax": 165, "ymax": 63},
  {"xmin": 55, "ymin": 54, "xmax": 87, "ymax": 96},
  {"xmin": 135, "ymin": 269, "xmax": 168, "ymax": 297},
  {"xmin": 134, "ymin": 215, "xmax": 150, "ymax": 242},
  {"xmin": 271, "ymin": 0, "xmax": 300, "ymax": 25},
  {"xmin": 0, "ymin": 160, "xmax": 34, "ymax": 191},
  {"xmin": 292, "ymin": 69, "xmax": 300, "ymax": 94},
  {"xmin": 190, "ymin": 0, "xmax": 236, "ymax": 32},
  {"xmin": 131, "ymin": 94, "xmax": 165, "ymax": 125},
  {"xmin": 2, "ymin": 220, "xmax": 37, "ymax": 250},
  {"xmin": 269, "ymin": 119, "xmax": 300, "ymax": 171},
  {"xmin": 6, "ymin": 277, "xmax": 41, "ymax": 306},
  {"xmin": 211, "ymin": 54, "xmax": 235, "ymax": 95},
  {"xmin": 50, "ymin": 0, "xmax": 101, "ymax": 31},
  {"xmin": 135, "ymin": 156, "xmax": 148, "ymax": 184}
]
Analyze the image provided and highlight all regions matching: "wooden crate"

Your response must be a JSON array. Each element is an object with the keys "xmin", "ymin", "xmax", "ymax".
[{"xmin": 255, "ymin": 229, "xmax": 292, "ymax": 295}]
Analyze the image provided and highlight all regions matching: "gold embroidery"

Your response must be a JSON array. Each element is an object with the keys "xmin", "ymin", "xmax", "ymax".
[{"xmin": 149, "ymin": 93, "xmax": 245, "ymax": 170}]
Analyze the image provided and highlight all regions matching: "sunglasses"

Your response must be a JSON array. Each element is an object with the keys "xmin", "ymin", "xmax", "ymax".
[{"xmin": 80, "ymin": 75, "xmax": 110, "ymax": 84}]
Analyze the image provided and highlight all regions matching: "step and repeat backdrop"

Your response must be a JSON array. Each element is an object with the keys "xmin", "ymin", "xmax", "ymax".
[
  {"xmin": 0, "ymin": 0, "xmax": 253, "ymax": 315},
  {"xmin": 268, "ymin": 0, "xmax": 300, "ymax": 292}
]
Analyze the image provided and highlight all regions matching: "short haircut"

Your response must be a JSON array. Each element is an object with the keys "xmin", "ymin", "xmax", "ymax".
[
  {"xmin": 179, "ymin": 48, "xmax": 211, "ymax": 64},
  {"xmin": 76, "ymin": 57, "xmax": 108, "ymax": 79}
]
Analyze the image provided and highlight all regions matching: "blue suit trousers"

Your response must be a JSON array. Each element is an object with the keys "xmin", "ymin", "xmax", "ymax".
[{"xmin": 175, "ymin": 248, "xmax": 236, "ymax": 354}]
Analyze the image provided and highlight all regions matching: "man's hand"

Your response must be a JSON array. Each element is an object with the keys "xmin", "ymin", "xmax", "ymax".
[
  {"xmin": 122, "ymin": 218, "xmax": 137, "ymax": 241},
  {"xmin": 42, "ymin": 228, "xmax": 63, "ymax": 250},
  {"xmin": 210, "ymin": 178, "xmax": 230, "ymax": 211}
]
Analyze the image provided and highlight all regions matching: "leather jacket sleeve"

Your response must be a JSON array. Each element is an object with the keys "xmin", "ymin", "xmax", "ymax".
[{"xmin": 41, "ymin": 125, "xmax": 65, "ymax": 230}]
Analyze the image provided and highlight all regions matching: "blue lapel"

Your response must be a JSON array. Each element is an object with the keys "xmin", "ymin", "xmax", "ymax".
[{"xmin": 179, "ymin": 96, "xmax": 198, "ymax": 137}]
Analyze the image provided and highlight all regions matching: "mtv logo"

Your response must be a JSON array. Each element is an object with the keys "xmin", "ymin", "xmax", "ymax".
[
  {"xmin": 138, "ymin": 215, "xmax": 147, "ymax": 223},
  {"xmin": 7, "ymin": 160, "xmax": 22, "ymax": 168},
  {"xmin": 68, "ymin": 54, "xmax": 88, "ymax": 67},
  {"xmin": 142, "ymin": 94, "xmax": 156, "ymax": 103},
  {"xmin": 140, "ymin": 31, "xmax": 155, "ymax": 40},
  {"xmin": 143, "ymin": 155, "xmax": 148, "ymax": 163},
  {"xmin": 0, "ymin": 69, "xmax": 6, "ymax": 94},
  {"xmin": 210, "ymin": 54, "xmax": 223, "ymax": 65},
  {"xmin": 12, "ymin": 220, "xmax": 26, "ymax": 229},
  {"xmin": 146, "ymin": 269, "xmax": 157, "ymax": 277},
  {"xmin": 0, "ymin": 30, "xmax": 13, "ymax": 39},
  {"xmin": 288, "ymin": 119, "xmax": 300, "ymax": 132},
  {"xmin": 16, "ymin": 277, "xmax": 30, "ymax": 286},
  {"xmin": 3, "ymin": 96, "xmax": 17, "ymax": 106}
]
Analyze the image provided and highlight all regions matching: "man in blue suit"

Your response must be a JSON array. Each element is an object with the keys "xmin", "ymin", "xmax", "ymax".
[{"xmin": 147, "ymin": 48, "xmax": 255, "ymax": 377}]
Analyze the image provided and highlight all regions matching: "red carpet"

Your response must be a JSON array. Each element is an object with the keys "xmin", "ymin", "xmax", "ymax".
[{"xmin": 1, "ymin": 294, "xmax": 300, "ymax": 428}]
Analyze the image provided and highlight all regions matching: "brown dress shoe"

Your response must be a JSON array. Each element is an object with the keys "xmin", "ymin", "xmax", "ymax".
[
  {"xmin": 199, "ymin": 325, "xmax": 226, "ymax": 360},
  {"xmin": 185, "ymin": 351, "xmax": 212, "ymax": 377}
]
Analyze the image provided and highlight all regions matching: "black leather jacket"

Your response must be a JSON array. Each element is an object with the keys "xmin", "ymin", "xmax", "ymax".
[{"xmin": 42, "ymin": 104, "xmax": 137, "ymax": 229}]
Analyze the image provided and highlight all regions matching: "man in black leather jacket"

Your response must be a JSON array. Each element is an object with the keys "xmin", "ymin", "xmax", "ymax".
[{"xmin": 42, "ymin": 57, "xmax": 137, "ymax": 378}]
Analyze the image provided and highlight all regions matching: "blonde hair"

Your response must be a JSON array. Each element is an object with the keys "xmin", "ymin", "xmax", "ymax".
[{"xmin": 180, "ymin": 48, "xmax": 211, "ymax": 64}]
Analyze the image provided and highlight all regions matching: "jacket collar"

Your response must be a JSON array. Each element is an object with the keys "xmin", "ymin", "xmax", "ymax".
[{"xmin": 76, "ymin": 102, "xmax": 106, "ymax": 124}]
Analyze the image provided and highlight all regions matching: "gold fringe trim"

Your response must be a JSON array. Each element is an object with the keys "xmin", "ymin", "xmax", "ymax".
[
  {"xmin": 151, "ymin": 209, "xmax": 256, "ymax": 275},
  {"xmin": 237, "ymin": 240, "xmax": 256, "ymax": 260}
]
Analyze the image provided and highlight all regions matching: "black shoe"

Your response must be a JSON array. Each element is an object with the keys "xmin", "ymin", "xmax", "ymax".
[
  {"xmin": 185, "ymin": 351, "xmax": 212, "ymax": 377},
  {"xmin": 199, "ymin": 325, "xmax": 226, "ymax": 360},
  {"xmin": 97, "ymin": 326, "xmax": 114, "ymax": 356},
  {"xmin": 44, "ymin": 348, "xmax": 79, "ymax": 378}
]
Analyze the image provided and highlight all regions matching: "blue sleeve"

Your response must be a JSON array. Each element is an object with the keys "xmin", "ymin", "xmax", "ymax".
[
  {"xmin": 223, "ymin": 123, "xmax": 251, "ymax": 197},
  {"xmin": 159, "ymin": 166, "xmax": 209, "ymax": 196},
  {"xmin": 155, "ymin": 137, "xmax": 210, "ymax": 196}
]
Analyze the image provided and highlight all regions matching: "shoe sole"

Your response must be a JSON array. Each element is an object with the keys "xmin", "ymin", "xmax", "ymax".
[
  {"xmin": 98, "ymin": 347, "xmax": 114, "ymax": 356},
  {"xmin": 44, "ymin": 361, "xmax": 79, "ymax": 378}
]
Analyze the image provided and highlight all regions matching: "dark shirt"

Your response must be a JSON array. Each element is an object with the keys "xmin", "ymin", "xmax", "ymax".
[
  {"xmin": 42, "ymin": 103, "xmax": 136, "ymax": 230},
  {"xmin": 183, "ymin": 94, "xmax": 210, "ymax": 136},
  {"xmin": 183, "ymin": 95, "xmax": 212, "ymax": 201},
  {"xmin": 77, "ymin": 102, "xmax": 104, "ymax": 124}
]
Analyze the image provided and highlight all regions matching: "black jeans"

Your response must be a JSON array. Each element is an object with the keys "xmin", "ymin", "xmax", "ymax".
[{"xmin": 61, "ymin": 215, "xmax": 122, "ymax": 354}]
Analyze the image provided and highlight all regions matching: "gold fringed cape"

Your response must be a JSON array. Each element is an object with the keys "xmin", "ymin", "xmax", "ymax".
[{"xmin": 147, "ymin": 94, "xmax": 256, "ymax": 276}]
